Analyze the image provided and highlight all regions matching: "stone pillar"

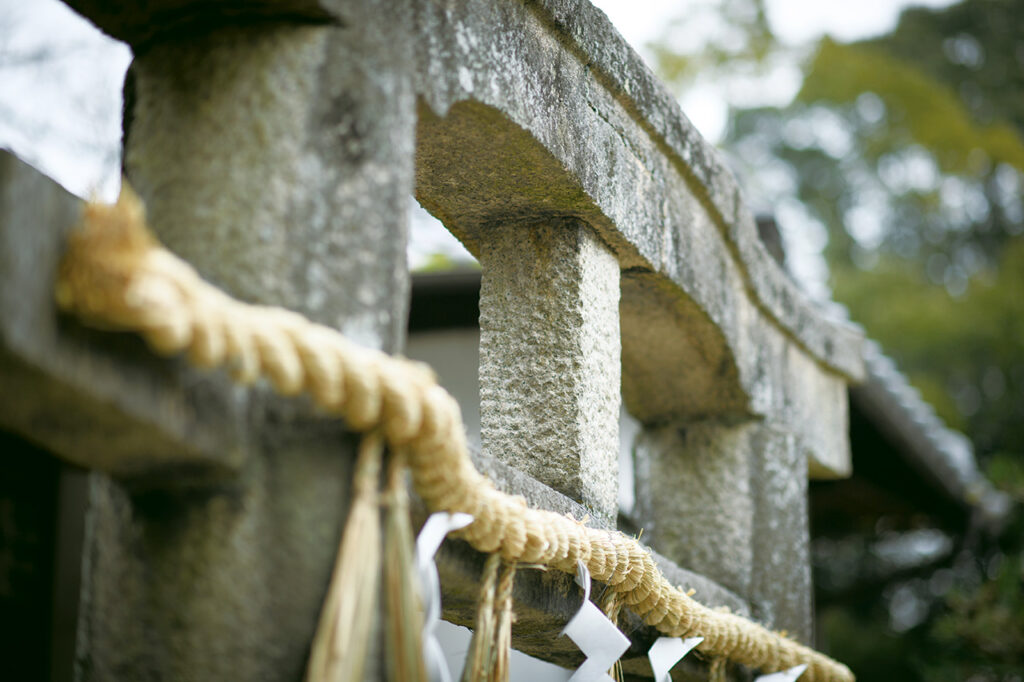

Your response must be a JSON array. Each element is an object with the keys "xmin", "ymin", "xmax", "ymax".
[
  {"xmin": 478, "ymin": 220, "xmax": 621, "ymax": 524},
  {"xmin": 70, "ymin": 4, "xmax": 415, "ymax": 680},
  {"xmin": 748, "ymin": 425, "xmax": 812, "ymax": 641},
  {"xmin": 633, "ymin": 419, "xmax": 812, "ymax": 642},
  {"xmin": 633, "ymin": 421, "xmax": 754, "ymax": 600},
  {"xmin": 123, "ymin": 20, "xmax": 410, "ymax": 350}
]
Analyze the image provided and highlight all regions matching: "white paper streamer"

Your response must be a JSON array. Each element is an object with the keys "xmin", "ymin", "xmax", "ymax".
[
  {"xmin": 755, "ymin": 664, "xmax": 808, "ymax": 682},
  {"xmin": 415, "ymin": 511, "xmax": 474, "ymax": 682},
  {"xmin": 648, "ymin": 636, "xmax": 703, "ymax": 682},
  {"xmin": 561, "ymin": 560, "xmax": 631, "ymax": 682}
]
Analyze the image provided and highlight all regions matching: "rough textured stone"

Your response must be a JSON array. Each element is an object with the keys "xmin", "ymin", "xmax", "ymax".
[
  {"xmin": 411, "ymin": 0, "xmax": 861, "ymax": 480},
  {"xmin": 77, "ymin": 422, "xmax": 357, "ymax": 681},
  {"xmin": 633, "ymin": 420, "xmax": 812, "ymax": 643},
  {"xmin": 620, "ymin": 272, "xmax": 749, "ymax": 421},
  {"xmin": 65, "ymin": 6, "xmax": 414, "ymax": 680},
  {"xmin": 748, "ymin": 425, "xmax": 812, "ymax": 643},
  {"xmin": 738, "ymin": 309, "xmax": 852, "ymax": 479},
  {"xmin": 125, "ymin": 19, "xmax": 411, "ymax": 349},
  {"xmin": 633, "ymin": 422, "xmax": 755, "ymax": 602},
  {"xmin": 0, "ymin": 151, "xmax": 246, "ymax": 479},
  {"xmin": 29, "ymin": 0, "xmax": 871, "ymax": 674},
  {"xmin": 65, "ymin": 0, "xmax": 865, "ymax": 393},
  {"xmin": 479, "ymin": 220, "xmax": 621, "ymax": 523},
  {"xmin": 412, "ymin": 0, "xmax": 864, "ymax": 385}
]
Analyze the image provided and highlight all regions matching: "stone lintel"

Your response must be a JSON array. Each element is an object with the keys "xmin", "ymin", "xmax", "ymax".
[
  {"xmin": 61, "ymin": 1, "xmax": 344, "ymax": 47},
  {"xmin": 739, "ymin": 307, "xmax": 853, "ymax": 479},
  {"xmin": 0, "ymin": 150, "xmax": 246, "ymax": 480},
  {"xmin": 413, "ymin": 0, "xmax": 864, "ymax": 389},
  {"xmin": 478, "ymin": 220, "xmax": 621, "ymax": 524}
]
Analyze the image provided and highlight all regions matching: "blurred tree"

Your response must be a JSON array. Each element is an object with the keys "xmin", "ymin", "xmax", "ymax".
[{"xmin": 651, "ymin": 0, "xmax": 1023, "ymax": 679}]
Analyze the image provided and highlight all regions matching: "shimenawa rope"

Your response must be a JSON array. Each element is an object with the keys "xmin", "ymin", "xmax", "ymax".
[{"xmin": 54, "ymin": 187, "xmax": 855, "ymax": 682}]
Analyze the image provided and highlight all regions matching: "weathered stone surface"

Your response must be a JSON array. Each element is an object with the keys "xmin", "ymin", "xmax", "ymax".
[
  {"xmin": 633, "ymin": 422, "xmax": 755, "ymax": 603},
  {"xmin": 633, "ymin": 420, "xmax": 812, "ymax": 643},
  {"xmin": 411, "ymin": 0, "xmax": 862, "ymax": 486},
  {"xmin": 66, "ymin": 0, "xmax": 865, "ymax": 389},
  {"xmin": 125, "ymin": 19, "xmax": 411, "ymax": 349},
  {"xmin": 738, "ymin": 309, "xmax": 852, "ymax": 479},
  {"xmin": 65, "ymin": 5, "xmax": 414, "ymax": 680},
  {"xmin": 412, "ymin": 0, "xmax": 864, "ymax": 388},
  {"xmin": 748, "ymin": 425, "xmax": 812, "ymax": 643},
  {"xmin": 62, "ymin": 1, "xmax": 340, "ymax": 47},
  {"xmin": 29, "ymin": 0, "xmax": 869, "ymax": 674},
  {"xmin": 479, "ymin": 220, "xmax": 621, "ymax": 523},
  {"xmin": 77, "ymin": 422, "xmax": 357, "ymax": 681},
  {"xmin": 620, "ymin": 272, "xmax": 749, "ymax": 421},
  {"xmin": 0, "ymin": 150, "xmax": 246, "ymax": 479},
  {"xmin": 408, "ymin": 0, "xmax": 857, "ymax": 644}
]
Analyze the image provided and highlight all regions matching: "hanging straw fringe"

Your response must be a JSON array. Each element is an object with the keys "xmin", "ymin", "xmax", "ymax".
[
  {"xmin": 462, "ymin": 554, "xmax": 501, "ymax": 682},
  {"xmin": 306, "ymin": 433, "xmax": 384, "ymax": 682},
  {"xmin": 462, "ymin": 554, "xmax": 517, "ymax": 682},
  {"xmin": 55, "ymin": 187, "xmax": 856, "ymax": 682},
  {"xmin": 709, "ymin": 656, "xmax": 727, "ymax": 682},
  {"xmin": 600, "ymin": 588, "xmax": 627, "ymax": 682},
  {"xmin": 385, "ymin": 450, "xmax": 429, "ymax": 682},
  {"xmin": 491, "ymin": 561, "xmax": 517, "ymax": 681}
]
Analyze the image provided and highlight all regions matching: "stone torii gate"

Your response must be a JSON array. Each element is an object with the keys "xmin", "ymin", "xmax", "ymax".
[{"xmin": 0, "ymin": 0, "xmax": 863, "ymax": 679}]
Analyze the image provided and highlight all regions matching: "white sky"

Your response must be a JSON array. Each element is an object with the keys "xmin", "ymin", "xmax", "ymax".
[
  {"xmin": 0, "ymin": 0, "xmax": 130, "ymax": 198},
  {"xmin": 591, "ymin": 0, "xmax": 956, "ymax": 143},
  {"xmin": 593, "ymin": 0, "xmax": 956, "ymax": 48},
  {"xmin": 0, "ymin": 0, "xmax": 955, "ymax": 291}
]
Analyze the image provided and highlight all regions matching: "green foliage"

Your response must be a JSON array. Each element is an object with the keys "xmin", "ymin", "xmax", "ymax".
[
  {"xmin": 832, "ymin": 240, "xmax": 1024, "ymax": 451},
  {"xmin": 871, "ymin": 0, "xmax": 1024, "ymax": 134},
  {"xmin": 413, "ymin": 252, "xmax": 480, "ymax": 273},
  {"xmin": 801, "ymin": 38, "xmax": 1024, "ymax": 174},
  {"xmin": 651, "ymin": 0, "xmax": 1024, "ymax": 677},
  {"xmin": 931, "ymin": 555, "xmax": 1024, "ymax": 664}
]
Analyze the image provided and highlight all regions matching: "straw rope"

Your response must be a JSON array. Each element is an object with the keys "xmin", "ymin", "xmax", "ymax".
[{"xmin": 55, "ymin": 187, "xmax": 855, "ymax": 682}]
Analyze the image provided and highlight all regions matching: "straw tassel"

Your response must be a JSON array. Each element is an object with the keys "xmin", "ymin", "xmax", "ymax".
[
  {"xmin": 600, "ymin": 587, "xmax": 626, "ymax": 682},
  {"xmin": 306, "ymin": 433, "xmax": 385, "ymax": 682},
  {"xmin": 384, "ymin": 450, "xmax": 429, "ymax": 682},
  {"xmin": 710, "ymin": 656, "xmax": 728, "ymax": 682},
  {"xmin": 490, "ymin": 561, "xmax": 517, "ymax": 681},
  {"xmin": 461, "ymin": 553, "xmax": 517, "ymax": 682},
  {"xmin": 462, "ymin": 554, "xmax": 501, "ymax": 682}
]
